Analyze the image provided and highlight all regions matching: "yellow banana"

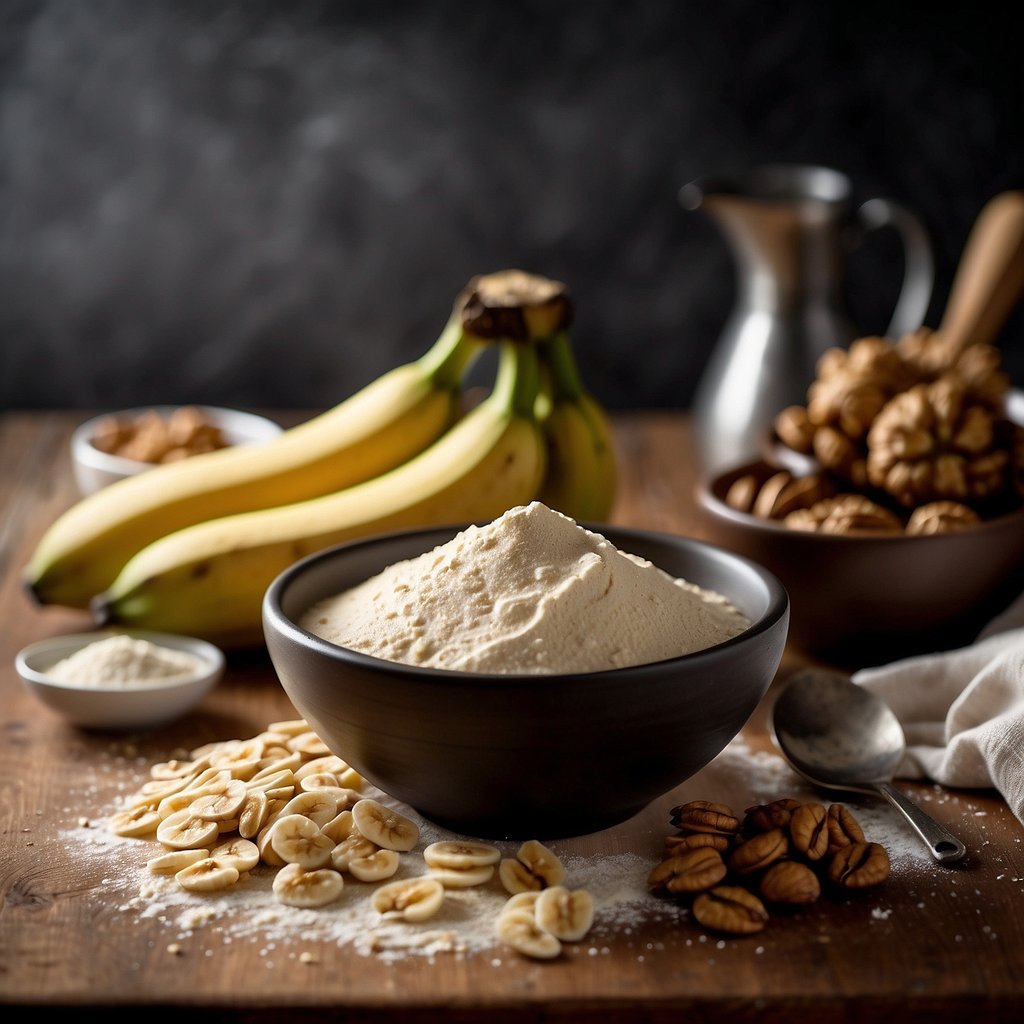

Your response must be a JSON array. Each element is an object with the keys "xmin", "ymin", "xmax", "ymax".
[
  {"xmin": 536, "ymin": 332, "xmax": 618, "ymax": 521},
  {"xmin": 91, "ymin": 340, "xmax": 547, "ymax": 647},
  {"xmin": 24, "ymin": 318, "xmax": 483, "ymax": 608}
]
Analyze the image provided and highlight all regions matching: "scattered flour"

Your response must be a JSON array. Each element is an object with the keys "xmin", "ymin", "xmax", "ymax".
[{"xmin": 60, "ymin": 732, "xmax": 1009, "ymax": 964}]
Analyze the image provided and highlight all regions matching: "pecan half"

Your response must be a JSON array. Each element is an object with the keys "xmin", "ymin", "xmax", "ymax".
[
  {"xmin": 827, "ymin": 842, "xmax": 891, "ymax": 889},
  {"xmin": 692, "ymin": 886, "xmax": 769, "ymax": 934},
  {"xmin": 758, "ymin": 860, "xmax": 821, "ymax": 905}
]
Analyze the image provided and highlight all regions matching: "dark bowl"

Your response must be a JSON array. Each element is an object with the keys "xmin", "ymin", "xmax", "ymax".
[
  {"xmin": 262, "ymin": 523, "xmax": 789, "ymax": 840},
  {"xmin": 697, "ymin": 460, "xmax": 1024, "ymax": 664}
]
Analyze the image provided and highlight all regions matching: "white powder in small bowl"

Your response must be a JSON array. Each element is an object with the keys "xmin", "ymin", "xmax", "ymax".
[{"xmin": 47, "ymin": 634, "xmax": 205, "ymax": 688}]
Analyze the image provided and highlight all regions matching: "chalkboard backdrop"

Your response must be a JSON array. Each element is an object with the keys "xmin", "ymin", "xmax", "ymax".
[{"xmin": 2, "ymin": 0, "xmax": 1022, "ymax": 412}]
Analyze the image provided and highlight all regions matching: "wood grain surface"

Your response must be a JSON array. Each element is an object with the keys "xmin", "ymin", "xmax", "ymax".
[{"xmin": 1, "ymin": 410, "xmax": 1022, "ymax": 1023}]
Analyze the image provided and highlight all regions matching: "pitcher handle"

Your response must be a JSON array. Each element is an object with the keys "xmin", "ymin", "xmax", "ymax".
[{"xmin": 856, "ymin": 198, "xmax": 935, "ymax": 341}]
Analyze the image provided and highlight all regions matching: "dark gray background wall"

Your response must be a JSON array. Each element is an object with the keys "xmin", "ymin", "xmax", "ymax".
[{"xmin": 2, "ymin": 0, "xmax": 1022, "ymax": 412}]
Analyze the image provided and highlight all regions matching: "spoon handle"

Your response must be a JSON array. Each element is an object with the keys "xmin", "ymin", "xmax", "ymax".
[{"xmin": 873, "ymin": 781, "xmax": 967, "ymax": 864}]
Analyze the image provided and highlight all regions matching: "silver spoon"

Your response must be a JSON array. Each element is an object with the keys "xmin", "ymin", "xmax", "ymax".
[{"xmin": 771, "ymin": 668, "xmax": 967, "ymax": 865}]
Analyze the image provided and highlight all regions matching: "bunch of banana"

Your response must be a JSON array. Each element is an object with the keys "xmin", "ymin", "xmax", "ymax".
[
  {"xmin": 24, "ymin": 270, "xmax": 618, "ymax": 647},
  {"xmin": 91, "ymin": 334, "xmax": 547, "ymax": 645},
  {"xmin": 25, "ymin": 314, "xmax": 484, "ymax": 607}
]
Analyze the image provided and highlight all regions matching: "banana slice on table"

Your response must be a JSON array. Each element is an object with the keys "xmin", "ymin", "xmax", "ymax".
[
  {"xmin": 175, "ymin": 858, "xmax": 240, "ymax": 893},
  {"xmin": 273, "ymin": 862, "xmax": 345, "ymax": 908},
  {"xmin": 156, "ymin": 809, "xmax": 220, "ymax": 850},
  {"xmin": 496, "ymin": 907, "xmax": 562, "ymax": 960},
  {"xmin": 210, "ymin": 837, "xmax": 260, "ymax": 873},
  {"xmin": 351, "ymin": 798, "xmax": 419, "ymax": 852},
  {"xmin": 428, "ymin": 864, "xmax": 495, "ymax": 889},
  {"xmin": 146, "ymin": 848, "xmax": 210, "ymax": 875},
  {"xmin": 423, "ymin": 840, "xmax": 501, "ymax": 870},
  {"xmin": 371, "ymin": 877, "xmax": 445, "ymax": 923},
  {"xmin": 109, "ymin": 806, "xmax": 161, "ymax": 838},
  {"xmin": 348, "ymin": 848, "xmax": 401, "ymax": 882},
  {"xmin": 330, "ymin": 831, "xmax": 379, "ymax": 873},
  {"xmin": 499, "ymin": 840, "xmax": 566, "ymax": 894},
  {"xmin": 278, "ymin": 789, "xmax": 347, "ymax": 828},
  {"xmin": 534, "ymin": 885, "xmax": 595, "ymax": 942},
  {"xmin": 189, "ymin": 779, "xmax": 248, "ymax": 821},
  {"xmin": 268, "ymin": 813, "xmax": 335, "ymax": 868},
  {"xmin": 237, "ymin": 790, "xmax": 270, "ymax": 839}
]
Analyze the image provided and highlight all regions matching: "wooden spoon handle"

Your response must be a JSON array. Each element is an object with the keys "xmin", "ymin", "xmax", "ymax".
[{"xmin": 939, "ymin": 190, "xmax": 1024, "ymax": 350}]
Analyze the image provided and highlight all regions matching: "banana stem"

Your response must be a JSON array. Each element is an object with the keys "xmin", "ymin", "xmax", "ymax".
[
  {"xmin": 491, "ymin": 340, "xmax": 542, "ymax": 419},
  {"xmin": 538, "ymin": 332, "xmax": 585, "ymax": 401},
  {"xmin": 416, "ymin": 319, "xmax": 485, "ymax": 388}
]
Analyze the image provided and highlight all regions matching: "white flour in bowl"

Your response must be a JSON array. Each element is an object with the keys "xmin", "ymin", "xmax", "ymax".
[
  {"xmin": 47, "ymin": 634, "xmax": 204, "ymax": 688},
  {"xmin": 299, "ymin": 501, "xmax": 750, "ymax": 673}
]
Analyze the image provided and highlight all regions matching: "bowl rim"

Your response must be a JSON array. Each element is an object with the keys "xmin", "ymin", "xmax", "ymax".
[
  {"xmin": 70, "ymin": 405, "xmax": 283, "ymax": 477},
  {"xmin": 15, "ymin": 628, "xmax": 226, "ymax": 694},
  {"xmin": 262, "ymin": 520, "xmax": 791, "ymax": 685}
]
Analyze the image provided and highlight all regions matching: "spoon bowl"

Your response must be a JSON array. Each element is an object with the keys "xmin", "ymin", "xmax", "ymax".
[{"xmin": 771, "ymin": 668, "xmax": 967, "ymax": 864}]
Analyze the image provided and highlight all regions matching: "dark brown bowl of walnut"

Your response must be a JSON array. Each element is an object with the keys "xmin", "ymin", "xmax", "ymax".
[{"xmin": 696, "ymin": 330, "xmax": 1024, "ymax": 663}]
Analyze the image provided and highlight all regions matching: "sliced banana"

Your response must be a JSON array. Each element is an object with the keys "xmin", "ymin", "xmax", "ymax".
[
  {"xmin": 279, "ymin": 789, "xmax": 346, "ymax": 828},
  {"xmin": 210, "ymin": 837, "xmax": 260, "ymax": 873},
  {"xmin": 189, "ymin": 778, "xmax": 248, "ymax": 821},
  {"xmin": 297, "ymin": 771, "xmax": 340, "ymax": 792},
  {"xmin": 348, "ymin": 848, "xmax": 401, "ymax": 882},
  {"xmin": 246, "ymin": 767, "xmax": 297, "ymax": 794},
  {"xmin": 423, "ymin": 840, "xmax": 501, "ymax": 870},
  {"xmin": 273, "ymin": 862, "xmax": 345, "ymax": 908},
  {"xmin": 321, "ymin": 809, "xmax": 356, "ymax": 845},
  {"xmin": 500, "ymin": 891, "xmax": 542, "ymax": 917},
  {"xmin": 175, "ymin": 858, "xmax": 240, "ymax": 893},
  {"xmin": 351, "ymin": 798, "xmax": 419, "ymax": 852},
  {"xmin": 496, "ymin": 907, "xmax": 561, "ymax": 960},
  {"xmin": 257, "ymin": 820, "xmax": 287, "ymax": 868},
  {"xmin": 268, "ymin": 813, "xmax": 335, "ymax": 868},
  {"xmin": 535, "ymin": 885, "xmax": 594, "ymax": 942},
  {"xmin": 267, "ymin": 718, "xmax": 311, "ymax": 737},
  {"xmin": 147, "ymin": 848, "xmax": 210, "ymax": 875},
  {"xmin": 331, "ymin": 831, "xmax": 379, "ymax": 872},
  {"xmin": 151, "ymin": 756, "xmax": 210, "ymax": 781},
  {"xmin": 287, "ymin": 731, "xmax": 332, "ymax": 758},
  {"xmin": 371, "ymin": 877, "xmax": 445, "ymax": 922},
  {"xmin": 109, "ymin": 805, "xmax": 161, "ymax": 838},
  {"xmin": 499, "ymin": 840, "xmax": 565, "ymax": 894},
  {"xmin": 237, "ymin": 789, "xmax": 270, "ymax": 839},
  {"xmin": 156, "ymin": 809, "xmax": 220, "ymax": 850},
  {"xmin": 428, "ymin": 864, "xmax": 495, "ymax": 889},
  {"xmin": 293, "ymin": 754, "xmax": 351, "ymax": 781},
  {"xmin": 251, "ymin": 753, "xmax": 303, "ymax": 778}
]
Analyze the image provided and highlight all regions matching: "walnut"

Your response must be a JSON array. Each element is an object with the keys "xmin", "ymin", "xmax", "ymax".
[
  {"xmin": 726, "ymin": 471, "xmax": 835, "ymax": 520},
  {"xmin": 896, "ymin": 326, "xmax": 957, "ymax": 377},
  {"xmin": 773, "ymin": 405, "xmax": 816, "ymax": 454},
  {"xmin": 866, "ymin": 380, "xmax": 1009, "ymax": 507},
  {"xmin": 783, "ymin": 495, "xmax": 903, "ymax": 535},
  {"xmin": 807, "ymin": 336, "xmax": 918, "ymax": 439},
  {"xmin": 905, "ymin": 501, "xmax": 981, "ymax": 535},
  {"xmin": 811, "ymin": 426, "xmax": 868, "ymax": 488},
  {"xmin": 941, "ymin": 344, "xmax": 1011, "ymax": 408}
]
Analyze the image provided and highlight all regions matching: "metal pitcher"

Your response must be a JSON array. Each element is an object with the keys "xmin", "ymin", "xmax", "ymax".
[{"xmin": 680, "ymin": 164, "xmax": 934, "ymax": 473}]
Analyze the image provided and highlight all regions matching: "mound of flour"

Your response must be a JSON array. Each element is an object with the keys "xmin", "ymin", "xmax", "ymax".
[{"xmin": 299, "ymin": 502, "xmax": 750, "ymax": 673}]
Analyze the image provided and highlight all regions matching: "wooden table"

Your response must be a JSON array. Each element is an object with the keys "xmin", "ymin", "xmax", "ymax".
[{"xmin": 2, "ymin": 410, "xmax": 1022, "ymax": 1022}]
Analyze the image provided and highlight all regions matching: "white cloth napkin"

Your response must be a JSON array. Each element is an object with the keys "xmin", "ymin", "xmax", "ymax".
[{"xmin": 852, "ymin": 590, "xmax": 1024, "ymax": 827}]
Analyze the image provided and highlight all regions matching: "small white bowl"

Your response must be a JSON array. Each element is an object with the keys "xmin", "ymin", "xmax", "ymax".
[
  {"xmin": 15, "ymin": 630, "xmax": 225, "ymax": 730},
  {"xmin": 70, "ymin": 405, "xmax": 283, "ymax": 496}
]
